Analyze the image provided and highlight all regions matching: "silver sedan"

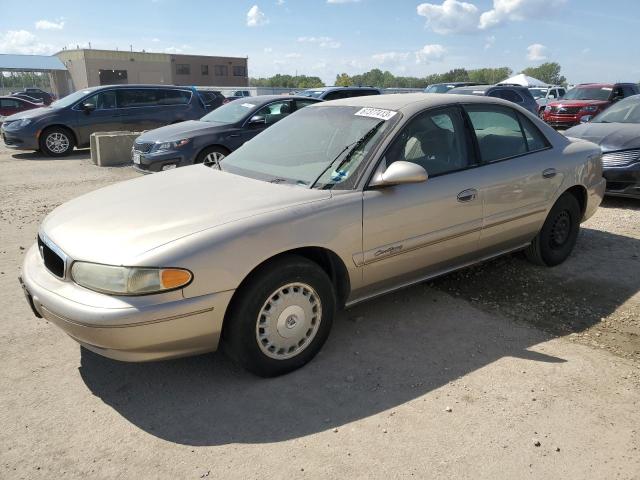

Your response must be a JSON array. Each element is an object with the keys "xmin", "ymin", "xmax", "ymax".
[{"xmin": 20, "ymin": 94, "xmax": 606, "ymax": 376}]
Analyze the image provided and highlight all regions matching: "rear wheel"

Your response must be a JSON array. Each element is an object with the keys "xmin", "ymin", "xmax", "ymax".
[
  {"xmin": 525, "ymin": 193, "xmax": 581, "ymax": 266},
  {"xmin": 222, "ymin": 255, "xmax": 336, "ymax": 377},
  {"xmin": 195, "ymin": 146, "xmax": 229, "ymax": 167},
  {"xmin": 40, "ymin": 127, "xmax": 74, "ymax": 157}
]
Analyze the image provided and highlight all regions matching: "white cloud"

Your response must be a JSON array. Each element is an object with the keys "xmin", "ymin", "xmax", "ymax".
[
  {"xmin": 327, "ymin": 0, "xmax": 361, "ymax": 3},
  {"xmin": 371, "ymin": 51, "xmax": 410, "ymax": 64},
  {"xmin": 276, "ymin": 0, "xmax": 285, "ymax": 4},
  {"xmin": 417, "ymin": 0, "xmax": 480, "ymax": 34},
  {"xmin": 151, "ymin": 37, "xmax": 160, "ymax": 43},
  {"xmin": 415, "ymin": 44, "xmax": 446, "ymax": 63},
  {"xmin": 35, "ymin": 19, "xmax": 65, "ymax": 30},
  {"xmin": 247, "ymin": 5, "xmax": 268, "ymax": 27},
  {"xmin": 0, "ymin": 30, "xmax": 55, "ymax": 54},
  {"xmin": 297, "ymin": 36, "xmax": 341, "ymax": 48},
  {"xmin": 526, "ymin": 43, "xmax": 547, "ymax": 61},
  {"xmin": 285, "ymin": 52, "xmax": 302, "ymax": 58},
  {"xmin": 480, "ymin": 0, "xmax": 566, "ymax": 29},
  {"xmin": 263, "ymin": 47, "xmax": 273, "ymax": 53},
  {"xmin": 164, "ymin": 46, "xmax": 183, "ymax": 54},
  {"xmin": 484, "ymin": 35, "xmax": 495, "ymax": 49}
]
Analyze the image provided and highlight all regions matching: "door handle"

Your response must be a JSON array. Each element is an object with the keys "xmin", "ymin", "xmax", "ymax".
[
  {"xmin": 457, "ymin": 188, "xmax": 478, "ymax": 203},
  {"xmin": 228, "ymin": 134, "xmax": 240, "ymax": 138},
  {"xmin": 542, "ymin": 168, "xmax": 557, "ymax": 179}
]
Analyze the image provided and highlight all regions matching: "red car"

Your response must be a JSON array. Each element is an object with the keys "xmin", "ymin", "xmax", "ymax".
[
  {"xmin": 543, "ymin": 82, "xmax": 639, "ymax": 128},
  {"xmin": 0, "ymin": 96, "xmax": 41, "ymax": 120}
]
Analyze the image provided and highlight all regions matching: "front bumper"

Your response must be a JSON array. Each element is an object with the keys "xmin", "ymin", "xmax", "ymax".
[
  {"xmin": 1, "ymin": 127, "xmax": 39, "ymax": 150},
  {"xmin": 132, "ymin": 147, "xmax": 194, "ymax": 173},
  {"xmin": 603, "ymin": 163, "xmax": 640, "ymax": 199},
  {"xmin": 20, "ymin": 245, "xmax": 234, "ymax": 361},
  {"xmin": 542, "ymin": 114, "xmax": 581, "ymax": 129}
]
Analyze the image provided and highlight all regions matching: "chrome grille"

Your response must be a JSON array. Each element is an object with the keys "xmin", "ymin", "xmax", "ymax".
[
  {"xmin": 133, "ymin": 142, "xmax": 154, "ymax": 153},
  {"xmin": 601, "ymin": 149, "xmax": 640, "ymax": 167},
  {"xmin": 550, "ymin": 106, "xmax": 581, "ymax": 115}
]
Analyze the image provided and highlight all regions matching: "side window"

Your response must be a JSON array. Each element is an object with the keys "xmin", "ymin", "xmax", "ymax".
[
  {"xmin": 323, "ymin": 91, "xmax": 346, "ymax": 101},
  {"xmin": 622, "ymin": 85, "xmax": 637, "ymax": 97},
  {"xmin": 1, "ymin": 98, "xmax": 19, "ymax": 108},
  {"xmin": 500, "ymin": 89, "xmax": 524, "ymax": 103},
  {"xmin": 116, "ymin": 89, "xmax": 159, "ymax": 108},
  {"xmin": 558, "ymin": 88, "xmax": 566, "ymax": 97},
  {"xmin": 294, "ymin": 99, "xmax": 318, "ymax": 110},
  {"xmin": 518, "ymin": 113, "xmax": 550, "ymax": 152},
  {"xmin": 465, "ymin": 105, "xmax": 528, "ymax": 162},
  {"xmin": 158, "ymin": 89, "xmax": 191, "ymax": 105},
  {"xmin": 254, "ymin": 101, "xmax": 293, "ymax": 125},
  {"xmin": 84, "ymin": 90, "xmax": 116, "ymax": 109},
  {"xmin": 384, "ymin": 107, "xmax": 471, "ymax": 177}
]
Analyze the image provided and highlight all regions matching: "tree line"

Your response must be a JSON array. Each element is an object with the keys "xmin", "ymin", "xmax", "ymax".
[{"xmin": 249, "ymin": 62, "xmax": 569, "ymax": 89}]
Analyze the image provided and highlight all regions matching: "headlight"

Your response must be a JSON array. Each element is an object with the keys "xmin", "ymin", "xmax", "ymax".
[
  {"xmin": 71, "ymin": 262, "xmax": 192, "ymax": 295},
  {"xmin": 14, "ymin": 118, "xmax": 31, "ymax": 128},
  {"xmin": 582, "ymin": 105, "xmax": 598, "ymax": 112},
  {"xmin": 155, "ymin": 138, "xmax": 191, "ymax": 151}
]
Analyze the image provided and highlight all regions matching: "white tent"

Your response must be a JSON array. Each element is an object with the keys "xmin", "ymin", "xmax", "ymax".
[{"xmin": 499, "ymin": 73, "xmax": 548, "ymax": 87}]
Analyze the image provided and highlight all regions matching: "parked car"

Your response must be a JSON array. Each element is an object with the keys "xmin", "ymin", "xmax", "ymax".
[
  {"xmin": 1, "ymin": 84, "xmax": 211, "ymax": 157},
  {"xmin": 424, "ymin": 82, "xmax": 481, "ymax": 94},
  {"xmin": 543, "ymin": 83, "xmax": 640, "ymax": 128},
  {"xmin": 0, "ymin": 96, "xmax": 41, "ymax": 122},
  {"xmin": 528, "ymin": 85, "xmax": 566, "ymax": 116},
  {"xmin": 19, "ymin": 93, "xmax": 605, "ymax": 376},
  {"xmin": 298, "ymin": 86, "xmax": 381, "ymax": 100},
  {"xmin": 11, "ymin": 88, "xmax": 53, "ymax": 105},
  {"xmin": 446, "ymin": 84, "xmax": 539, "ymax": 115},
  {"xmin": 131, "ymin": 95, "xmax": 321, "ymax": 172},
  {"xmin": 222, "ymin": 90, "xmax": 252, "ymax": 104},
  {"xmin": 10, "ymin": 93, "xmax": 45, "ymax": 105},
  {"xmin": 197, "ymin": 89, "xmax": 225, "ymax": 110},
  {"xmin": 565, "ymin": 94, "xmax": 640, "ymax": 198}
]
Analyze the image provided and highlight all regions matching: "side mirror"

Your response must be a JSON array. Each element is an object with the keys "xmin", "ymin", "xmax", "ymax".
[
  {"xmin": 369, "ymin": 161, "xmax": 428, "ymax": 188},
  {"xmin": 82, "ymin": 102, "xmax": 96, "ymax": 113},
  {"xmin": 248, "ymin": 115, "xmax": 265, "ymax": 126},
  {"xmin": 548, "ymin": 94, "xmax": 555, "ymax": 99},
  {"xmin": 580, "ymin": 115, "xmax": 593, "ymax": 124}
]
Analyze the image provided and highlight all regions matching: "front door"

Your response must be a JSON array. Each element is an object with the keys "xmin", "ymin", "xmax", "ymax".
[
  {"xmin": 73, "ymin": 89, "xmax": 119, "ymax": 145},
  {"xmin": 240, "ymin": 100, "xmax": 294, "ymax": 145},
  {"xmin": 361, "ymin": 106, "xmax": 483, "ymax": 290}
]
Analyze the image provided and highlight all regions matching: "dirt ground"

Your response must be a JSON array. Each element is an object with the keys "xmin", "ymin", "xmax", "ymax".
[{"xmin": 1, "ymin": 144, "xmax": 639, "ymax": 479}]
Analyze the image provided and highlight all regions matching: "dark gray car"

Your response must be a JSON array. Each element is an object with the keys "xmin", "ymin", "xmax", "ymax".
[
  {"xmin": 1, "ymin": 84, "xmax": 210, "ymax": 157},
  {"xmin": 298, "ymin": 86, "xmax": 381, "ymax": 101},
  {"xmin": 565, "ymin": 95, "xmax": 640, "ymax": 198},
  {"xmin": 447, "ymin": 84, "xmax": 539, "ymax": 115},
  {"xmin": 132, "ymin": 95, "xmax": 321, "ymax": 173}
]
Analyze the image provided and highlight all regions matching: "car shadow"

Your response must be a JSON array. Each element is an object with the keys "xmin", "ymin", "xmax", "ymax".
[
  {"xmin": 78, "ymin": 228, "xmax": 639, "ymax": 446},
  {"xmin": 11, "ymin": 148, "xmax": 91, "ymax": 161},
  {"xmin": 600, "ymin": 196, "xmax": 640, "ymax": 211}
]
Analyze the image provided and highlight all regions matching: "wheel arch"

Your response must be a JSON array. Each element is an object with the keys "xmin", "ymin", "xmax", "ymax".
[
  {"xmin": 195, "ymin": 144, "xmax": 231, "ymax": 162},
  {"xmin": 563, "ymin": 184, "xmax": 587, "ymax": 219},
  {"xmin": 39, "ymin": 124, "xmax": 78, "ymax": 146}
]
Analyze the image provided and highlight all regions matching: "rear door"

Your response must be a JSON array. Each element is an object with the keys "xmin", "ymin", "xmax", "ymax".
[
  {"xmin": 462, "ymin": 104, "xmax": 563, "ymax": 254},
  {"xmin": 361, "ymin": 106, "xmax": 483, "ymax": 289}
]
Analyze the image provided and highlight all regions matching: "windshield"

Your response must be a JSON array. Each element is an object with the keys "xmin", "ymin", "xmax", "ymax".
[
  {"xmin": 563, "ymin": 87, "xmax": 612, "ymax": 101},
  {"xmin": 425, "ymin": 84, "xmax": 452, "ymax": 94},
  {"xmin": 529, "ymin": 88, "xmax": 548, "ymax": 99},
  {"xmin": 200, "ymin": 99, "xmax": 260, "ymax": 124},
  {"xmin": 220, "ymin": 105, "xmax": 399, "ymax": 189},
  {"xmin": 50, "ymin": 88, "xmax": 96, "ymax": 108},
  {"xmin": 298, "ymin": 90, "xmax": 325, "ymax": 98},
  {"xmin": 593, "ymin": 96, "xmax": 640, "ymax": 124}
]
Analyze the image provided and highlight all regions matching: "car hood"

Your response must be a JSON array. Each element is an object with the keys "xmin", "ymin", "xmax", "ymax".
[
  {"xmin": 41, "ymin": 166, "xmax": 331, "ymax": 265},
  {"xmin": 136, "ymin": 120, "xmax": 233, "ymax": 142},
  {"xmin": 564, "ymin": 122, "xmax": 640, "ymax": 151},
  {"xmin": 547, "ymin": 99, "xmax": 609, "ymax": 108},
  {"xmin": 4, "ymin": 105, "xmax": 55, "ymax": 121}
]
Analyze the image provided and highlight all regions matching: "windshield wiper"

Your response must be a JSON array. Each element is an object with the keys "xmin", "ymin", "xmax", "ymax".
[{"xmin": 310, "ymin": 120, "xmax": 385, "ymax": 189}]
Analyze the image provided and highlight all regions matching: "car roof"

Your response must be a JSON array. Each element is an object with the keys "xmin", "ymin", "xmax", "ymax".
[
  {"xmin": 228, "ymin": 95, "xmax": 321, "ymax": 105},
  {"xmin": 311, "ymin": 92, "xmax": 529, "ymax": 115}
]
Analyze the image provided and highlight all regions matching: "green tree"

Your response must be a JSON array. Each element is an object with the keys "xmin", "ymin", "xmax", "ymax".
[
  {"xmin": 335, "ymin": 73, "xmax": 351, "ymax": 86},
  {"xmin": 521, "ymin": 62, "xmax": 566, "ymax": 85}
]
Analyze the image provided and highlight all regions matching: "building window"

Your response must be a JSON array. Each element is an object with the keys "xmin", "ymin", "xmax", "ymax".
[
  {"xmin": 98, "ymin": 69, "xmax": 128, "ymax": 85},
  {"xmin": 201, "ymin": 65, "xmax": 209, "ymax": 76},
  {"xmin": 233, "ymin": 66, "xmax": 247, "ymax": 77},
  {"xmin": 176, "ymin": 64, "xmax": 190, "ymax": 75},
  {"xmin": 214, "ymin": 65, "xmax": 228, "ymax": 76}
]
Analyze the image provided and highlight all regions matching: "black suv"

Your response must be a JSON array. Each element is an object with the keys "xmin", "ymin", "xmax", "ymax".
[
  {"xmin": 11, "ymin": 88, "xmax": 53, "ymax": 105},
  {"xmin": 299, "ymin": 86, "xmax": 381, "ymax": 101},
  {"xmin": 447, "ymin": 84, "xmax": 539, "ymax": 115},
  {"xmin": 1, "ymin": 84, "xmax": 211, "ymax": 156}
]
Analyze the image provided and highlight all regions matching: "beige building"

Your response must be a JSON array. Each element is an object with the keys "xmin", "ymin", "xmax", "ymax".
[{"xmin": 55, "ymin": 49, "xmax": 248, "ymax": 91}]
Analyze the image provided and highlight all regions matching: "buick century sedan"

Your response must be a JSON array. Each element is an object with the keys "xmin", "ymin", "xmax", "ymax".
[{"xmin": 20, "ymin": 94, "xmax": 605, "ymax": 377}]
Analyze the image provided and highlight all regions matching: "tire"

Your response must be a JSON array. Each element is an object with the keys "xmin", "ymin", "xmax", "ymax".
[
  {"xmin": 222, "ymin": 255, "xmax": 336, "ymax": 377},
  {"xmin": 525, "ymin": 193, "xmax": 581, "ymax": 267},
  {"xmin": 195, "ymin": 146, "xmax": 229, "ymax": 166},
  {"xmin": 538, "ymin": 108, "xmax": 546, "ymax": 119},
  {"xmin": 40, "ymin": 127, "xmax": 75, "ymax": 157}
]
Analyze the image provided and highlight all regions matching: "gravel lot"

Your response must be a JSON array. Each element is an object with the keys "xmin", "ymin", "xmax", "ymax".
[{"xmin": 1, "ymin": 144, "xmax": 638, "ymax": 479}]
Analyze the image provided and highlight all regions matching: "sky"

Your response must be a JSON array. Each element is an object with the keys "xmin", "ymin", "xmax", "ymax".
[{"xmin": 1, "ymin": 0, "xmax": 640, "ymax": 85}]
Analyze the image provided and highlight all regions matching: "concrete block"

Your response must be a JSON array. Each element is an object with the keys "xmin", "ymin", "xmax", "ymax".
[{"xmin": 90, "ymin": 131, "xmax": 141, "ymax": 167}]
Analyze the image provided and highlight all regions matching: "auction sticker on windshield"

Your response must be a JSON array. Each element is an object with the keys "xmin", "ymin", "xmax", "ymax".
[{"xmin": 354, "ymin": 107, "xmax": 397, "ymax": 121}]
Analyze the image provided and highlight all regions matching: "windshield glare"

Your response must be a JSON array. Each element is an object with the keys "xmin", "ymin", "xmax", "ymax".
[
  {"xmin": 299, "ymin": 90, "xmax": 325, "ymax": 98},
  {"xmin": 563, "ymin": 87, "xmax": 612, "ymax": 101},
  {"xmin": 425, "ymin": 84, "xmax": 452, "ymax": 93},
  {"xmin": 50, "ymin": 89, "xmax": 96, "ymax": 108},
  {"xmin": 200, "ymin": 100, "xmax": 258, "ymax": 124},
  {"xmin": 593, "ymin": 97, "xmax": 640, "ymax": 124},
  {"xmin": 529, "ymin": 88, "xmax": 548, "ymax": 99},
  {"xmin": 220, "ymin": 105, "xmax": 398, "ymax": 188}
]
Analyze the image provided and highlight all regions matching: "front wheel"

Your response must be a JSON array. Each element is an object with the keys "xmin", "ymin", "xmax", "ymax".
[
  {"xmin": 40, "ymin": 127, "xmax": 75, "ymax": 157},
  {"xmin": 222, "ymin": 255, "xmax": 336, "ymax": 377},
  {"xmin": 195, "ymin": 146, "xmax": 229, "ymax": 167},
  {"xmin": 525, "ymin": 193, "xmax": 581, "ymax": 267}
]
